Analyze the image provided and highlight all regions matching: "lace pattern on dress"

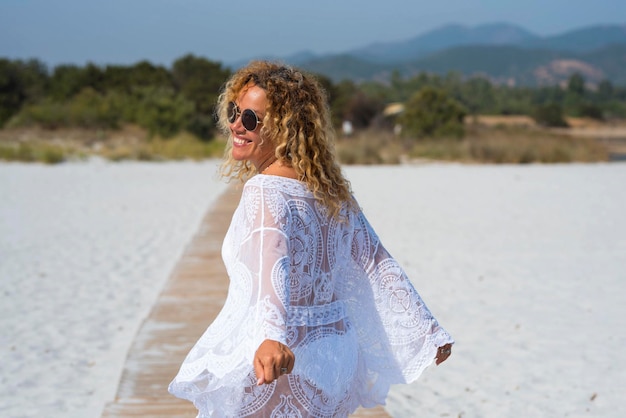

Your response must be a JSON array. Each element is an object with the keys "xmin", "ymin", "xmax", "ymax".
[{"xmin": 169, "ymin": 174, "xmax": 454, "ymax": 417}]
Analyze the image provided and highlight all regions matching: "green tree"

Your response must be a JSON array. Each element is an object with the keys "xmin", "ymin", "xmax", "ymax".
[
  {"xmin": 577, "ymin": 102, "xmax": 604, "ymax": 120},
  {"xmin": 492, "ymin": 85, "xmax": 534, "ymax": 115},
  {"xmin": 567, "ymin": 73, "xmax": 585, "ymax": 96},
  {"xmin": 101, "ymin": 61, "xmax": 172, "ymax": 94},
  {"xmin": 0, "ymin": 59, "xmax": 24, "ymax": 126},
  {"xmin": 532, "ymin": 103, "xmax": 568, "ymax": 127},
  {"xmin": 49, "ymin": 64, "xmax": 90, "ymax": 100},
  {"xmin": 16, "ymin": 59, "xmax": 49, "ymax": 103},
  {"xmin": 172, "ymin": 54, "xmax": 230, "ymax": 139},
  {"xmin": 399, "ymin": 87, "xmax": 466, "ymax": 139},
  {"xmin": 135, "ymin": 87, "xmax": 194, "ymax": 138},
  {"xmin": 0, "ymin": 59, "xmax": 48, "ymax": 126},
  {"xmin": 312, "ymin": 73, "xmax": 335, "ymax": 103},
  {"xmin": 564, "ymin": 72, "xmax": 586, "ymax": 115},
  {"xmin": 328, "ymin": 79, "xmax": 357, "ymax": 128},
  {"xmin": 9, "ymin": 99, "xmax": 68, "ymax": 129},
  {"xmin": 460, "ymin": 77, "xmax": 495, "ymax": 115},
  {"xmin": 389, "ymin": 70, "xmax": 406, "ymax": 102},
  {"xmin": 597, "ymin": 80, "xmax": 614, "ymax": 101},
  {"xmin": 344, "ymin": 91, "xmax": 384, "ymax": 129},
  {"xmin": 534, "ymin": 85, "xmax": 566, "ymax": 105},
  {"xmin": 68, "ymin": 88, "xmax": 122, "ymax": 129}
]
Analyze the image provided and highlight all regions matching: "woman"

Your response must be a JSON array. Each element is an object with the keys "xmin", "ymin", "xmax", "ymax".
[{"xmin": 168, "ymin": 61, "xmax": 453, "ymax": 417}]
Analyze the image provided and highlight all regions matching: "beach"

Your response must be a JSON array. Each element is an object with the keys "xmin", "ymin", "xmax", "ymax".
[
  {"xmin": 1, "ymin": 160, "xmax": 625, "ymax": 417},
  {"xmin": 346, "ymin": 163, "xmax": 626, "ymax": 417},
  {"xmin": 0, "ymin": 159, "xmax": 228, "ymax": 417}
]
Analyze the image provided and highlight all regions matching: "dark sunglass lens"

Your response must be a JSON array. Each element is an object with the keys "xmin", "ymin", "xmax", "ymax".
[
  {"xmin": 241, "ymin": 109, "xmax": 258, "ymax": 131},
  {"xmin": 227, "ymin": 102, "xmax": 237, "ymax": 123}
]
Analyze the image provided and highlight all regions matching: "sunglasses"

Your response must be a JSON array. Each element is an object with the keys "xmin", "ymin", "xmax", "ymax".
[{"xmin": 227, "ymin": 101, "xmax": 263, "ymax": 131}]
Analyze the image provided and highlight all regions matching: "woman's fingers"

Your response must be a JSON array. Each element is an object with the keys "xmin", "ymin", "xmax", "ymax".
[
  {"xmin": 285, "ymin": 353, "xmax": 295, "ymax": 374},
  {"xmin": 253, "ymin": 356, "xmax": 265, "ymax": 385},
  {"xmin": 254, "ymin": 339, "xmax": 295, "ymax": 385},
  {"xmin": 435, "ymin": 343, "xmax": 452, "ymax": 365}
]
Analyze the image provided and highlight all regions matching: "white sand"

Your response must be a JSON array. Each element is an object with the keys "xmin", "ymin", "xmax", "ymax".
[
  {"xmin": 345, "ymin": 163, "xmax": 626, "ymax": 417},
  {"xmin": 0, "ymin": 159, "xmax": 228, "ymax": 418},
  {"xmin": 1, "ymin": 160, "xmax": 624, "ymax": 418}
]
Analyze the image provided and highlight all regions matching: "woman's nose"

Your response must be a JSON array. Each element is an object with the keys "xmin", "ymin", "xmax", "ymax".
[{"xmin": 230, "ymin": 113, "xmax": 244, "ymax": 130}]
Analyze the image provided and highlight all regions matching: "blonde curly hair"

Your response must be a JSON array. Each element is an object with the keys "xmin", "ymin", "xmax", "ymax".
[{"xmin": 217, "ymin": 61, "xmax": 356, "ymax": 218}]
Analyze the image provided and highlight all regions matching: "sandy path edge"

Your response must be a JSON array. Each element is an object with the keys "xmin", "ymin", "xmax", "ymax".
[{"xmin": 101, "ymin": 185, "xmax": 390, "ymax": 417}]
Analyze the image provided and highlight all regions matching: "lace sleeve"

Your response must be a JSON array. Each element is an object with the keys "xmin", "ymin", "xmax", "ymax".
[
  {"xmin": 351, "ymin": 210, "xmax": 454, "ymax": 382},
  {"xmin": 237, "ymin": 183, "xmax": 291, "ymax": 350}
]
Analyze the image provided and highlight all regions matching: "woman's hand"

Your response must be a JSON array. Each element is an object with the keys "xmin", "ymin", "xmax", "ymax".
[
  {"xmin": 435, "ymin": 343, "xmax": 452, "ymax": 365},
  {"xmin": 253, "ymin": 339, "xmax": 295, "ymax": 385}
]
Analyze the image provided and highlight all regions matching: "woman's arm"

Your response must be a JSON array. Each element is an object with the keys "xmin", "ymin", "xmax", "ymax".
[
  {"xmin": 351, "ymin": 210, "xmax": 454, "ymax": 376},
  {"xmin": 238, "ymin": 182, "xmax": 296, "ymax": 384}
]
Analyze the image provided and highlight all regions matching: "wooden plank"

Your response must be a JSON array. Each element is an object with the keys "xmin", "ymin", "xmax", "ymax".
[{"xmin": 102, "ymin": 185, "xmax": 391, "ymax": 418}]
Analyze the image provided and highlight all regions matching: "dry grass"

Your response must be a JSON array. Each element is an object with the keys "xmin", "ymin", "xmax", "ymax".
[
  {"xmin": 471, "ymin": 115, "xmax": 536, "ymax": 128},
  {"xmin": 337, "ymin": 123, "xmax": 610, "ymax": 165},
  {"xmin": 336, "ymin": 130, "xmax": 405, "ymax": 165},
  {"xmin": 0, "ymin": 141, "xmax": 73, "ymax": 164},
  {"xmin": 460, "ymin": 126, "xmax": 609, "ymax": 163},
  {"xmin": 0, "ymin": 119, "xmax": 616, "ymax": 165},
  {"xmin": 0, "ymin": 125, "xmax": 227, "ymax": 164},
  {"xmin": 97, "ymin": 132, "xmax": 226, "ymax": 162}
]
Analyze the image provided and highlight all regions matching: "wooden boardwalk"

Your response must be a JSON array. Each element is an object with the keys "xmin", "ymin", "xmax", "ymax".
[{"xmin": 102, "ymin": 185, "xmax": 391, "ymax": 418}]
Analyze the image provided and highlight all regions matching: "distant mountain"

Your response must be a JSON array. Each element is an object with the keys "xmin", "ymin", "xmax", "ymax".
[
  {"xmin": 228, "ymin": 23, "xmax": 626, "ymax": 86},
  {"xmin": 227, "ymin": 50, "xmax": 320, "ymax": 72},
  {"xmin": 582, "ymin": 43, "xmax": 626, "ymax": 84},
  {"xmin": 308, "ymin": 24, "xmax": 626, "ymax": 85},
  {"xmin": 346, "ymin": 23, "xmax": 626, "ymax": 65},
  {"xmin": 399, "ymin": 44, "xmax": 626, "ymax": 85},
  {"xmin": 297, "ymin": 54, "xmax": 389, "ymax": 82},
  {"xmin": 352, "ymin": 23, "xmax": 538, "ymax": 63},
  {"xmin": 521, "ymin": 24, "xmax": 626, "ymax": 52},
  {"xmin": 296, "ymin": 43, "xmax": 626, "ymax": 86},
  {"xmin": 398, "ymin": 45, "xmax": 561, "ymax": 84}
]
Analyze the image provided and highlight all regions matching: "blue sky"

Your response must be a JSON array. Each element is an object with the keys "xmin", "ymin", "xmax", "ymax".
[{"xmin": 1, "ymin": 0, "xmax": 624, "ymax": 68}]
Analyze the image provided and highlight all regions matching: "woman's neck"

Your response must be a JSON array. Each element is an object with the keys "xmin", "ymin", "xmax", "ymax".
[{"xmin": 257, "ymin": 156, "xmax": 278, "ymax": 174}]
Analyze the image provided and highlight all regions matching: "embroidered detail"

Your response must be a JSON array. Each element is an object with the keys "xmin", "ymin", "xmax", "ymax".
[
  {"xmin": 271, "ymin": 394, "xmax": 302, "ymax": 418},
  {"xmin": 168, "ymin": 175, "xmax": 454, "ymax": 418},
  {"xmin": 287, "ymin": 301, "xmax": 346, "ymax": 326}
]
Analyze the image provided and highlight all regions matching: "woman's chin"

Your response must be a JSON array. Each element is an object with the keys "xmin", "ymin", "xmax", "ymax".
[{"xmin": 231, "ymin": 149, "xmax": 249, "ymax": 162}]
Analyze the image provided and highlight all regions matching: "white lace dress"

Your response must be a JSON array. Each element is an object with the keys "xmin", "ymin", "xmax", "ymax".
[{"xmin": 168, "ymin": 174, "xmax": 453, "ymax": 417}]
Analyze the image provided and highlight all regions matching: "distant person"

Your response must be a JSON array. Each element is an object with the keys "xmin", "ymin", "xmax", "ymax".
[
  {"xmin": 342, "ymin": 119, "xmax": 354, "ymax": 136},
  {"xmin": 168, "ymin": 61, "xmax": 453, "ymax": 417}
]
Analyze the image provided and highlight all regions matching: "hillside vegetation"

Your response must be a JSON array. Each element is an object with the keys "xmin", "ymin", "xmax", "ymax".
[
  {"xmin": 288, "ymin": 23, "xmax": 626, "ymax": 85},
  {"xmin": 2, "ymin": 23, "xmax": 625, "ymax": 165}
]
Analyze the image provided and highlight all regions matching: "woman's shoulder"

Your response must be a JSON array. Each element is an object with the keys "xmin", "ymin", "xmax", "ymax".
[{"xmin": 245, "ymin": 174, "xmax": 311, "ymax": 197}]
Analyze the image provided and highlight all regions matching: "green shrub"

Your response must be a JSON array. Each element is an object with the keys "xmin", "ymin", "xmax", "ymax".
[
  {"xmin": 399, "ymin": 87, "xmax": 466, "ymax": 139},
  {"xmin": 0, "ymin": 142, "xmax": 67, "ymax": 164},
  {"xmin": 576, "ymin": 103, "xmax": 604, "ymax": 120},
  {"xmin": 532, "ymin": 103, "xmax": 568, "ymax": 127},
  {"xmin": 134, "ymin": 87, "xmax": 194, "ymax": 138},
  {"xmin": 8, "ymin": 88, "xmax": 123, "ymax": 130},
  {"xmin": 7, "ymin": 100, "xmax": 68, "ymax": 129},
  {"xmin": 186, "ymin": 114, "xmax": 216, "ymax": 142},
  {"xmin": 68, "ymin": 88, "xmax": 122, "ymax": 129}
]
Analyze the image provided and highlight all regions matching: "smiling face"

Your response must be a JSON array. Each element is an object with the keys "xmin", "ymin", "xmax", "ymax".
[{"xmin": 229, "ymin": 84, "xmax": 275, "ymax": 170}]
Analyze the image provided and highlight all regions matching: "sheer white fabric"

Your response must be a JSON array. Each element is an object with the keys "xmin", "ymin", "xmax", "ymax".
[{"xmin": 168, "ymin": 175, "xmax": 453, "ymax": 417}]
